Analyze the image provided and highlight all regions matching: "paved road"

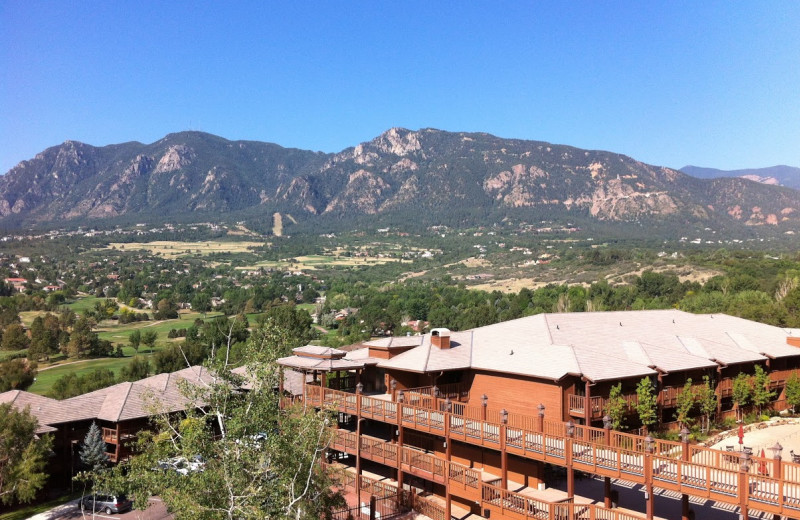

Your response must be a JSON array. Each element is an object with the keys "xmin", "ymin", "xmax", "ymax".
[{"xmin": 28, "ymin": 498, "xmax": 172, "ymax": 520}]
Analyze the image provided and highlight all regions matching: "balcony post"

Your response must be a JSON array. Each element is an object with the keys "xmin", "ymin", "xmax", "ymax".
[
  {"xmin": 645, "ymin": 434, "xmax": 654, "ymax": 520},
  {"xmin": 566, "ymin": 420, "xmax": 575, "ymax": 499},
  {"xmin": 716, "ymin": 366, "xmax": 723, "ymax": 419},
  {"xmin": 115, "ymin": 423, "xmax": 121, "ymax": 462},
  {"xmin": 356, "ymin": 383, "xmax": 363, "ymax": 507},
  {"xmin": 603, "ymin": 415, "xmax": 612, "ymax": 508},
  {"xmin": 500, "ymin": 409, "xmax": 508, "ymax": 489},
  {"xmin": 445, "ymin": 402, "xmax": 452, "ymax": 520},
  {"xmin": 771, "ymin": 442, "xmax": 783, "ymax": 520},
  {"xmin": 681, "ymin": 427, "xmax": 691, "ymax": 520},
  {"xmin": 739, "ymin": 450, "xmax": 751, "ymax": 520},
  {"xmin": 397, "ymin": 391, "xmax": 404, "ymax": 493},
  {"xmin": 584, "ymin": 379, "xmax": 592, "ymax": 427}
]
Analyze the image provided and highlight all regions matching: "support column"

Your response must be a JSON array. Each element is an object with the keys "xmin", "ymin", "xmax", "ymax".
[
  {"xmin": 356, "ymin": 382, "xmax": 363, "ymax": 507},
  {"xmin": 738, "ymin": 450, "xmax": 751, "ymax": 520},
  {"xmin": 716, "ymin": 365, "xmax": 724, "ymax": 419},
  {"xmin": 644, "ymin": 434, "xmax": 654, "ymax": 520},
  {"xmin": 656, "ymin": 372, "xmax": 664, "ymax": 426},
  {"xmin": 397, "ymin": 391, "xmax": 405, "ymax": 495},
  {"xmin": 445, "ymin": 398, "xmax": 452, "ymax": 520},
  {"xmin": 584, "ymin": 379, "xmax": 592, "ymax": 427},
  {"xmin": 500, "ymin": 409, "xmax": 509, "ymax": 489},
  {"xmin": 603, "ymin": 415, "xmax": 612, "ymax": 508},
  {"xmin": 566, "ymin": 420, "xmax": 575, "ymax": 499},
  {"xmin": 772, "ymin": 442, "xmax": 783, "ymax": 520},
  {"xmin": 680, "ymin": 427, "xmax": 691, "ymax": 520}
]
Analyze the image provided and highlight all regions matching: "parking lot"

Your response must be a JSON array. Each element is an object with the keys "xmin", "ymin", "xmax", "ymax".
[{"xmin": 29, "ymin": 497, "xmax": 172, "ymax": 520}]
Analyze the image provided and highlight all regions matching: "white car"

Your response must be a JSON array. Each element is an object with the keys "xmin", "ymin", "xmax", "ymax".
[{"xmin": 159, "ymin": 455, "xmax": 205, "ymax": 475}]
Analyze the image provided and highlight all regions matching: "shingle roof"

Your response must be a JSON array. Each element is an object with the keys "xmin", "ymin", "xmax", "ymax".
[
  {"xmin": 276, "ymin": 355, "xmax": 367, "ymax": 371},
  {"xmin": 376, "ymin": 310, "xmax": 800, "ymax": 383},
  {"xmin": 0, "ymin": 390, "xmax": 59, "ymax": 433},
  {"xmin": 0, "ymin": 366, "xmax": 216, "ymax": 432},
  {"xmin": 379, "ymin": 331, "xmax": 473, "ymax": 373}
]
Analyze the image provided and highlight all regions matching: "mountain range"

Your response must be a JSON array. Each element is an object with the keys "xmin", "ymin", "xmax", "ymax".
[
  {"xmin": 2, "ymin": 129, "xmax": 799, "ymax": 237},
  {"xmin": 681, "ymin": 165, "xmax": 800, "ymax": 190}
]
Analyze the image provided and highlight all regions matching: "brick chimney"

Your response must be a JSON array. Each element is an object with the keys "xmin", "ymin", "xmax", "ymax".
[{"xmin": 431, "ymin": 328, "xmax": 451, "ymax": 349}]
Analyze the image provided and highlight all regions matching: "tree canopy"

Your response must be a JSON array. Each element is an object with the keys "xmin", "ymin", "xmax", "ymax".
[
  {"xmin": 0, "ymin": 404, "xmax": 52, "ymax": 505},
  {"xmin": 97, "ymin": 319, "xmax": 343, "ymax": 519}
]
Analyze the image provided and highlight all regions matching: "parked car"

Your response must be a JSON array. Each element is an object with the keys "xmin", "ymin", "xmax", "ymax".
[
  {"xmin": 156, "ymin": 454, "xmax": 206, "ymax": 475},
  {"xmin": 80, "ymin": 493, "xmax": 132, "ymax": 514}
]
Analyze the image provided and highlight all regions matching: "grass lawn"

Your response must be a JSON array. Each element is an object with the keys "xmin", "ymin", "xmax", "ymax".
[
  {"xmin": 63, "ymin": 295, "xmax": 104, "ymax": 313},
  {"xmin": 27, "ymin": 310, "xmax": 229, "ymax": 396},
  {"xmin": 94, "ymin": 310, "xmax": 223, "ymax": 346},
  {"xmin": 28, "ymin": 356, "xmax": 142, "ymax": 396},
  {"xmin": 0, "ymin": 492, "xmax": 82, "ymax": 520},
  {"xmin": 0, "ymin": 348, "xmax": 27, "ymax": 361}
]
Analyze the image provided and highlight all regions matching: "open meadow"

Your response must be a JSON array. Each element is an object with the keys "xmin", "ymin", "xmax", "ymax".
[{"xmin": 104, "ymin": 240, "xmax": 266, "ymax": 259}]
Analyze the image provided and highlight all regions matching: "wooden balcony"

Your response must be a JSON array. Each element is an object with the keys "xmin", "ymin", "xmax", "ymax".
[
  {"xmin": 661, "ymin": 383, "xmax": 707, "ymax": 408},
  {"xmin": 325, "ymin": 460, "xmax": 649, "ymax": 520},
  {"xmin": 102, "ymin": 427, "xmax": 136, "ymax": 444},
  {"xmin": 569, "ymin": 394, "xmax": 637, "ymax": 419},
  {"xmin": 719, "ymin": 378, "xmax": 733, "ymax": 397},
  {"xmin": 310, "ymin": 383, "xmax": 800, "ymax": 517}
]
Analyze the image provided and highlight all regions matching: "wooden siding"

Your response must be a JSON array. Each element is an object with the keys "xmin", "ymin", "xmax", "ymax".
[{"xmin": 466, "ymin": 370, "xmax": 563, "ymax": 421}]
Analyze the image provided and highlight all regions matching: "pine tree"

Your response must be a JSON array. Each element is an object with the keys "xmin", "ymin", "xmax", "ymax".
[{"xmin": 80, "ymin": 422, "xmax": 109, "ymax": 472}]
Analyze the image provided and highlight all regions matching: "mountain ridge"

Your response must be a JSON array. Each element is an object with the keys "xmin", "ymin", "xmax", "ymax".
[
  {"xmin": 2, "ymin": 129, "xmax": 799, "ymax": 237},
  {"xmin": 681, "ymin": 165, "xmax": 800, "ymax": 190}
]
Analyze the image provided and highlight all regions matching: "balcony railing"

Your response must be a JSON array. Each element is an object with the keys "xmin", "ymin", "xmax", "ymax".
[
  {"xmin": 324, "ymin": 459, "xmax": 649, "ymax": 520},
  {"xmin": 310, "ymin": 384, "xmax": 800, "ymax": 517},
  {"xmin": 102, "ymin": 427, "xmax": 136, "ymax": 444},
  {"xmin": 661, "ymin": 383, "xmax": 707, "ymax": 407},
  {"xmin": 569, "ymin": 394, "xmax": 637, "ymax": 419}
]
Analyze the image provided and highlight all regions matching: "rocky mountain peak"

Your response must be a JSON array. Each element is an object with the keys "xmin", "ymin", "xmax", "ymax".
[{"xmin": 371, "ymin": 127, "xmax": 422, "ymax": 156}]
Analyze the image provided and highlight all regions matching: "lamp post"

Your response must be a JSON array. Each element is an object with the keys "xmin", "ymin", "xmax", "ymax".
[
  {"xmin": 500, "ymin": 409, "xmax": 509, "ymax": 489},
  {"xmin": 680, "ymin": 426, "xmax": 691, "ymax": 520},
  {"xmin": 770, "ymin": 441, "xmax": 783, "ymax": 520},
  {"xmin": 739, "ymin": 450, "xmax": 751, "ymax": 520},
  {"xmin": 566, "ymin": 420, "xmax": 575, "ymax": 498},
  {"xmin": 644, "ymin": 434, "xmax": 655, "ymax": 520},
  {"xmin": 538, "ymin": 403, "xmax": 546, "ymax": 432}
]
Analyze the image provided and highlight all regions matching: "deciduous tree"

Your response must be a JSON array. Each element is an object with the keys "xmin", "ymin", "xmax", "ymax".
[
  {"xmin": 606, "ymin": 383, "xmax": 627, "ymax": 431},
  {"xmin": 98, "ymin": 319, "xmax": 344, "ymax": 519},
  {"xmin": 0, "ymin": 403, "xmax": 52, "ymax": 505},
  {"xmin": 635, "ymin": 377, "xmax": 658, "ymax": 433}
]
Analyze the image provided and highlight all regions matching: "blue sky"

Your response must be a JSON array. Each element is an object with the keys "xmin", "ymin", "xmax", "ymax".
[{"xmin": 1, "ymin": 2, "xmax": 799, "ymax": 174}]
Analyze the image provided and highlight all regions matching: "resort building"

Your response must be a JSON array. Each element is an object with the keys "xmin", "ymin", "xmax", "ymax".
[
  {"xmin": 0, "ymin": 366, "xmax": 214, "ymax": 481},
  {"xmin": 279, "ymin": 309, "xmax": 800, "ymax": 520}
]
